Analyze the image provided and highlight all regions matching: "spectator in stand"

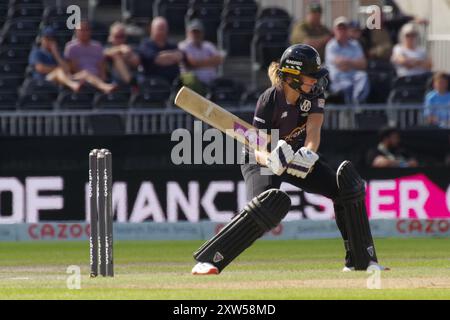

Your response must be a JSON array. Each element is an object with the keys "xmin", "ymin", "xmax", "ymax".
[
  {"xmin": 104, "ymin": 22, "xmax": 140, "ymax": 85},
  {"xmin": 289, "ymin": 2, "xmax": 332, "ymax": 60},
  {"xmin": 178, "ymin": 19, "xmax": 224, "ymax": 95},
  {"xmin": 29, "ymin": 27, "xmax": 82, "ymax": 92},
  {"xmin": 367, "ymin": 127, "xmax": 418, "ymax": 168},
  {"xmin": 64, "ymin": 21, "xmax": 117, "ymax": 93},
  {"xmin": 391, "ymin": 23, "xmax": 432, "ymax": 78},
  {"xmin": 139, "ymin": 16, "xmax": 183, "ymax": 84},
  {"xmin": 424, "ymin": 72, "xmax": 450, "ymax": 128},
  {"xmin": 325, "ymin": 17, "xmax": 369, "ymax": 104}
]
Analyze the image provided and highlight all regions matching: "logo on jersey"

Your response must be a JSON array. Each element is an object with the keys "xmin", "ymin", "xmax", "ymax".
[
  {"xmin": 318, "ymin": 99, "xmax": 325, "ymax": 109},
  {"xmin": 300, "ymin": 100, "xmax": 311, "ymax": 112},
  {"xmin": 281, "ymin": 111, "xmax": 288, "ymax": 119},
  {"xmin": 283, "ymin": 125, "xmax": 306, "ymax": 143}
]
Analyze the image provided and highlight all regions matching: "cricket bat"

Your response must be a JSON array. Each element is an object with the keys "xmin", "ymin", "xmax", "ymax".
[{"xmin": 174, "ymin": 86, "xmax": 270, "ymax": 155}]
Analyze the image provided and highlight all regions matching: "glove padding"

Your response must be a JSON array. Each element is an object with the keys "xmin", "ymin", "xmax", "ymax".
[
  {"xmin": 266, "ymin": 140, "xmax": 294, "ymax": 176},
  {"xmin": 286, "ymin": 147, "xmax": 319, "ymax": 178}
]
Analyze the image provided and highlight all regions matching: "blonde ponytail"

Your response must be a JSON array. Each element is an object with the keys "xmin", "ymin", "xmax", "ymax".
[{"xmin": 268, "ymin": 62, "xmax": 282, "ymax": 87}]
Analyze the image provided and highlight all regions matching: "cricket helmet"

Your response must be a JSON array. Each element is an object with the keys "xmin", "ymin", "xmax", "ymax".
[{"xmin": 278, "ymin": 44, "xmax": 328, "ymax": 97}]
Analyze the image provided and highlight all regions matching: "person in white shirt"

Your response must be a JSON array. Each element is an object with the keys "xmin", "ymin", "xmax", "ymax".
[{"xmin": 391, "ymin": 23, "xmax": 432, "ymax": 78}]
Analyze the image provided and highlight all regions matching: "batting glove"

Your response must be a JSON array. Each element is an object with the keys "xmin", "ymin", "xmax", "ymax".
[
  {"xmin": 286, "ymin": 147, "xmax": 319, "ymax": 178},
  {"xmin": 266, "ymin": 140, "xmax": 294, "ymax": 176}
]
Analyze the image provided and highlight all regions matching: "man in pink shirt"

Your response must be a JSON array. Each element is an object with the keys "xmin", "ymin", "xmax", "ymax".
[{"xmin": 64, "ymin": 21, "xmax": 116, "ymax": 93}]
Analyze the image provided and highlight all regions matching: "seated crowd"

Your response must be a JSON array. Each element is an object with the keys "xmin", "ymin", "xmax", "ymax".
[
  {"xmin": 29, "ymin": 16, "xmax": 223, "ymax": 98},
  {"xmin": 24, "ymin": 3, "xmax": 449, "ymax": 127}
]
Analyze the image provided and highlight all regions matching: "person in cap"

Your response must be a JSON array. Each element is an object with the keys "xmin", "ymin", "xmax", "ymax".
[
  {"xmin": 391, "ymin": 22, "xmax": 432, "ymax": 78},
  {"xmin": 289, "ymin": 2, "xmax": 332, "ymax": 60},
  {"xmin": 28, "ymin": 27, "xmax": 83, "ymax": 92},
  {"xmin": 178, "ymin": 19, "xmax": 224, "ymax": 95},
  {"xmin": 325, "ymin": 16, "xmax": 370, "ymax": 104}
]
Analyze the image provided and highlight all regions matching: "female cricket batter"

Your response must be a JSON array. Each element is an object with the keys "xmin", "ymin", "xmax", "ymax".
[{"xmin": 191, "ymin": 44, "xmax": 387, "ymax": 275}]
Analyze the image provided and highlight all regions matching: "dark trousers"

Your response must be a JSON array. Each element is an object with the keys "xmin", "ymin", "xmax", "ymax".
[{"xmin": 241, "ymin": 159, "xmax": 350, "ymax": 264}]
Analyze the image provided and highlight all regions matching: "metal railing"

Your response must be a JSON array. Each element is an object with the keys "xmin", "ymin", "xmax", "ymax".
[{"xmin": 1, "ymin": 104, "xmax": 446, "ymax": 136}]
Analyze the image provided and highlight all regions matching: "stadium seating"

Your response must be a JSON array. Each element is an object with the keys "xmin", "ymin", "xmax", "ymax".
[
  {"xmin": 56, "ymin": 88, "xmax": 96, "ymax": 110},
  {"xmin": 17, "ymin": 78, "xmax": 59, "ymax": 110},
  {"xmin": 256, "ymin": 7, "xmax": 290, "ymax": 23},
  {"xmin": 7, "ymin": 4, "xmax": 43, "ymax": 21},
  {"xmin": 252, "ymin": 32, "xmax": 288, "ymax": 69},
  {"xmin": 218, "ymin": 19, "xmax": 255, "ymax": 57},
  {"xmin": 391, "ymin": 73, "xmax": 432, "ymax": 90},
  {"xmin": 154, "ymin": 0, "xmax": 189, "ymax": 35},
  {"xmin": 132, "ymin": 77, "xmax": 172, "ymax": 108},
  {"xmin": 93, "ymin": 87, "xmax": 131, "ymax": 109},
  {"xmin": 123, "ymin": 0, "xmax": 154, "ymax": 27},
  {"xmin": 206, "ymin": 77, "xmax": 244, "ymax": 108},
  {"xmin": 366, "ymin": 59, "xmax": 396, "ymax": 104}
]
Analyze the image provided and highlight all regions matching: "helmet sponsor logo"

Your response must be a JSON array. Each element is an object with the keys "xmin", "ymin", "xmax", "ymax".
[
  {"xmin": 286, "ymin": 59, "xmax": 303, "ymax": 66},
  {"xmin": 316, "ymin": 56, "xmax": 321, "ymax": 66}
]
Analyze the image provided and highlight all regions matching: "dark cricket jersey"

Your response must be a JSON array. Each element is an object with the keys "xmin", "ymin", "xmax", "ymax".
[{"xmin": 252, "ymin": 86, "xmax": 325, "ymax": 152}]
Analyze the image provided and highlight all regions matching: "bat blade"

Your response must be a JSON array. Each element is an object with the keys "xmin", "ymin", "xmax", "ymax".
[{"xmin": 174, "ymin": 86, "xmax": 269, "ymax": 153}]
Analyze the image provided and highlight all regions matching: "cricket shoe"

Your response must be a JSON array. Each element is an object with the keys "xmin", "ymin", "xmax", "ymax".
[
  {"xmin": 191, "ymin": 262, "xmax": 219, "ymax": 275},
  {"xmin": 342, "ymin": 261, "xmax": 390, "ymax": 272}
]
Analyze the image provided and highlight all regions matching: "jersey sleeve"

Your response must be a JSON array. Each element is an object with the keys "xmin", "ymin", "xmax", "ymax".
[
  {"xmin": 252, "ymin": 90, "xmax": 275, "ymax": 130},
  {"xmin": 309, "ymin": 94, "xmax": 326, "ymax": 114}
]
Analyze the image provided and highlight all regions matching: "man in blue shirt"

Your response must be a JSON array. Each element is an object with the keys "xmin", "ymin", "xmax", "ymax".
[
  {"xmin": 139, "ymin": 17, "xmax": 184, "ymax": 84},
  {"xmin": 425, "ymin": 72, "xmax": 450, "ymax": 128},
  {"xmin": 28, "ymin": 27, "xmax": 82, "ymax": 92},
  {"xmin": 325, "ymin": 17, "xmax": 370, "ymax": 104}
]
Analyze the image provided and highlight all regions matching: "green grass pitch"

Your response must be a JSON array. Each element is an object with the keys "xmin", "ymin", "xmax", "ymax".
[{"xmin": 0, "ymin": 238, "xmax": 449, "ymax": 299}]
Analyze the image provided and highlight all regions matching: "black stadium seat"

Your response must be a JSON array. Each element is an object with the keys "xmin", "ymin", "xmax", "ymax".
[
  {"xmin": 0, "ymin": 92, "xmax": 18, "ymax": 110},
  {"xmin": 257, "ymin": 7, "xmax": 290, "ymax": 23},
  {"xmin": 56, "ymin": 90, "xmax": 95, "ymax": 110},
  {"xmin": 254, "ymin": 19, "xmax": 291, "ymax": 33},
  {"xmin": 0, "ymin": 75, "xmax": 23, "ymax": 93},
  {"xmin": 218, "ymin": 19, "xmax": 255, "ymax": 57},
  {"xmin": 0, "ymin": 33, "xmax": 37, "ymax": 48},
  {"xmin": 0, "ymin": 62, "xmax": 28, "ymax": 77},
  {"xmin": 9, "ymin": 0, "xmax": 43, "ymax": 5},
  {"xmin": 154, "ymin": 0, "xmax": 189, "ymax": 34},
  {"xmin": 0, "ymin": 46, "xmax": 29, "ymax": 62},
  {"xmin": 252, "ymin": 32, "xmax": 288, "ymax": 69},
  {"xmin": 1, "ymin": 19, "xmax": 41, "ymax": 34},
  {"xmin": 190, "ymin": 0, "xmax": 223, "ymax": 8},
  {"xmin": 132, "ymin": 77, "xmax": 172, "ymax": 108},
  {"xmin": 388, "ymin": 87, "xmax": 426, "ymax": 104},
  {"xmin": 42, "ymin": 6, "xmax": 72, "ymax": 24},
  {"xmin": 93, "ymin": 88, "xmax": 131, "ymax": 109},
  {"xmin": 8, "ymin": 4, "xmax": 43, "ymax": 21},
  {"xmin": 123, "ymin": 0, "xmax": 154, "ymax": 26},
  {"xmin": 17, "ymin": 79, "xmax": 59, "ymax": 110},
  {"xmin": 392, "ymin": 73, "xmax": 432, "ymax": 90},
  {"xmin": 206, "ymin": 78, "xmax": 244, "ymax": 108},
  {"xmin": 225, "ymin": 0, "xmax": 257, "ymax": 9},
  {"xmin": 222, "ymin": 6, "xmax": 256, "ymax": 21}
]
